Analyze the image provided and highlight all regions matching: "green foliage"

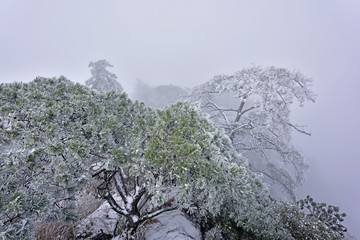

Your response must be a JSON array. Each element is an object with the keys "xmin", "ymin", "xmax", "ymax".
[
  {"xmin": 277, "ymin": 201, "xmax": 343, "ymax": 240},
  {"xmin": 0, "ymin": 77, "xmax": 345, "ymax": 239},
  {"xmin": 0, "ymin": 77, "xmax": 141, "ymax": 238},
  {"xmin": 205, "ymin": 218, "xmax": 264, "ymax": 240},
  {"xmin": 298, "ymin": 195, "xmax": 347, "ymax": 238},
  {"xmin": 144, "ymin": 103, "xmax": 290, "ymax": 239}
]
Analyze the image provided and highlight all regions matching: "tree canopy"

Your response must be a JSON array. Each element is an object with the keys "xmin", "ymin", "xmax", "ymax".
[
  {"xmin": 188, "ymin": 66, "xmax": 316, "ymax": 200},
  {"xmin": 0, "ymin": 77, "xmax": 139, "ymax": 238},
  {"xmin": 0, "ymin": 77, "xmax": 287, "ymax": 239},
  {"xmin": 0, "ymin": 74, "xmax": 348, "ymax": 240}
]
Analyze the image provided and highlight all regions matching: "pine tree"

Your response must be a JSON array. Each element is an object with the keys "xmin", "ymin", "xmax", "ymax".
[{"xmin": 85, "ymin": 59, "xmax": 123, "ymax": 93}]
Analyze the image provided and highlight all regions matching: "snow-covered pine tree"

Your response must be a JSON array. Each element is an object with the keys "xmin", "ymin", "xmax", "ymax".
[
  {"xmin": 85, "ymin": 59, "xmax": 123, "ymax": 93},
  {"xmin": 0, "ymin": 77, "xmax": 132, "ymax": 238},
  {"xmin": 0, "ymin": 77, "xmax": 291, "ymax": 239}
]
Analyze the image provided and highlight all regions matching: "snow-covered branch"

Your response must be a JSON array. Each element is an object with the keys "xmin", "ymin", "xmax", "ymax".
[
  {"xmin": 187, "ymin": 66, "xmax": 315, "ymax": 199},
  {"xmin": 139, "ymin": 206, "xmax": 177, "ymax": 224},
  {"xmin": 113, "ymin": 169, "xmax": 129, "ymax": 204}
]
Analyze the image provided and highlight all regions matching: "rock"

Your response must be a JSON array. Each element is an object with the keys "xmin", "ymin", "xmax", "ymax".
[
  {"xmin": 90, "ymin": 229, "xmax": 113, "ymax": 240},
  {"xmin": 143, "ymin": 210, "xmax": 201, "ymax": 240},
  {"xmin": 75, "ymin": 195, "xmax": 121, "ymax": 239},
  {"xmin": 76, "ymin": 192, "xmax": 202, "ymax": 240}
]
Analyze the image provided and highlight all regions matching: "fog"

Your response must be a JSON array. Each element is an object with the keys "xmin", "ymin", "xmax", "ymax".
[{"xmin": 1, "ymin": 0, "xmax": 359, "ymax": 236}]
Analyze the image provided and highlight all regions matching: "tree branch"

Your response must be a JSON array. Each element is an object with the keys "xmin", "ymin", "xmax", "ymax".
[
  {"xmin": 286, "ymin": 122, "xmax": 311, "ymax": 136},
  {"xmin": 104, "ymin": 191, "xmax": 127, "ymax": 215},
  {"xmin": 131, "ymin": 183, "xmax": 146, "ymax": 212},
  {"xmin": 92, "ymin": 168, "xmax": 106, "ymax": 177},
  {"xmin": 203, "ymin": 100, "xmax": 230, "ymax": 126},
  {"xmin": 139, "ymin": 206, "xmax": 177, "ymax": 224},
  {"xmin": 138, "ymin": 192, "xmax": 152, "ymax": 211},
  {"xmin": 113, "ymin": 170, "xmax": 129, "ymax": 204}
]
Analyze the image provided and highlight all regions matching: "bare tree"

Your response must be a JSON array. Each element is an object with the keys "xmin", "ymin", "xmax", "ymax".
[{"xmin": 188, "ymin": 66, "xmax": 316, "ymax": 199}]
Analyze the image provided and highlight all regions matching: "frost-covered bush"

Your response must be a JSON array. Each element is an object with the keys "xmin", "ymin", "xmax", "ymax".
[
  {"xmin": 91, "ymin": 102, "xmax": 292, "ymax": 238},
  {"xmin": 0, "ymin": 77, "xmax": 136, "ymax": 238},
  {"xmin": 0, "ymin": 77, "xmax": 296, "ymax": 239},
  {"xmin": 34, "ymin": 221, "xmax": 74, "ymax": 240},
  {"xmin": 298, "ymin": 195, "xmax": 347, "ymax": 238},
  {"xmin": 277, "ymin": 200, "xmax": 345, "ymax": 240}
]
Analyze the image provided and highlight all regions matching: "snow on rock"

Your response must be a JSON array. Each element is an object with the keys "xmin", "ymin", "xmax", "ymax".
[
  {"xmin": 75, "ymin": 195, "xmax": 121, "ymax": 239},
  {"xmin": 76, "ymin": 191, "xmax": 201, "ymax": 240},
  {"xmin": 143, "ymin": 209, "xmax": 201, "ymax": 240}
]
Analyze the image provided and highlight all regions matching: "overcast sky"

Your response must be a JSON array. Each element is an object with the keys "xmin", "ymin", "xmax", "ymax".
[{"xmin": 1, "ymin": 0, "xmax": 359, "ymax": 236}]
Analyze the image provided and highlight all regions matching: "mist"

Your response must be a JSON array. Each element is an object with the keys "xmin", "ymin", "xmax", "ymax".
[{"xmin": 1, "ymin": 0, "xmax": 359, "ymax": 237}]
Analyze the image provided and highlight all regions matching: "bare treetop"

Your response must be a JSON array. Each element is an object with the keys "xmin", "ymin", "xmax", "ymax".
[{"xmin": 189, "ymin": 66, "xmax": 316, "ymax": 200}]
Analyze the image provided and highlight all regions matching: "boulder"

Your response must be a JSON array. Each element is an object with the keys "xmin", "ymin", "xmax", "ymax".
[{"xmin": 143, "ymin": 210, "xmax": 201, "ymax": 240}]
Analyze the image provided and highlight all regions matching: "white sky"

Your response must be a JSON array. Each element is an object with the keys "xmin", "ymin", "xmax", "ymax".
[{"xmin": 1, "ymin": 0, "xmax": 360, "ymax": 236}]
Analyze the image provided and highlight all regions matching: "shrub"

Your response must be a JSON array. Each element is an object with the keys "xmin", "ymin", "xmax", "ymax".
[{"xmin": 34, "ymin": 221, "xmax": 74, "ymax": 240}]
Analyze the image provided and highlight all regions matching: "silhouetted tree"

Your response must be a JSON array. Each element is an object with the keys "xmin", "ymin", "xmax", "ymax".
[{"xmin": 85, "ymin": 59, "xmax": 123, "ymax": 93}]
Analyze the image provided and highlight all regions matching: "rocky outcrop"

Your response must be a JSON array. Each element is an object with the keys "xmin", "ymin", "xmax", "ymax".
[
  {"xmin": 143, "ymin": 209, "xmax": 201, "ymax": 240},
  {"xmin": 75, "ymin": 197, "xmax": 119, "ymax": 239},
  {"xmin": 76, "ymin": 202, "xmax": 201, "ymax": 239},
  {"xmin": 75, "ymin": 193, "xmax": 201, "ymax": 240}
]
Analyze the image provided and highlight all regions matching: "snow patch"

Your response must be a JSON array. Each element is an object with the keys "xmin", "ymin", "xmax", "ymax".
[{"xmin": 131, "ymin": 215, "xmax": 139, "ymax": 223}]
